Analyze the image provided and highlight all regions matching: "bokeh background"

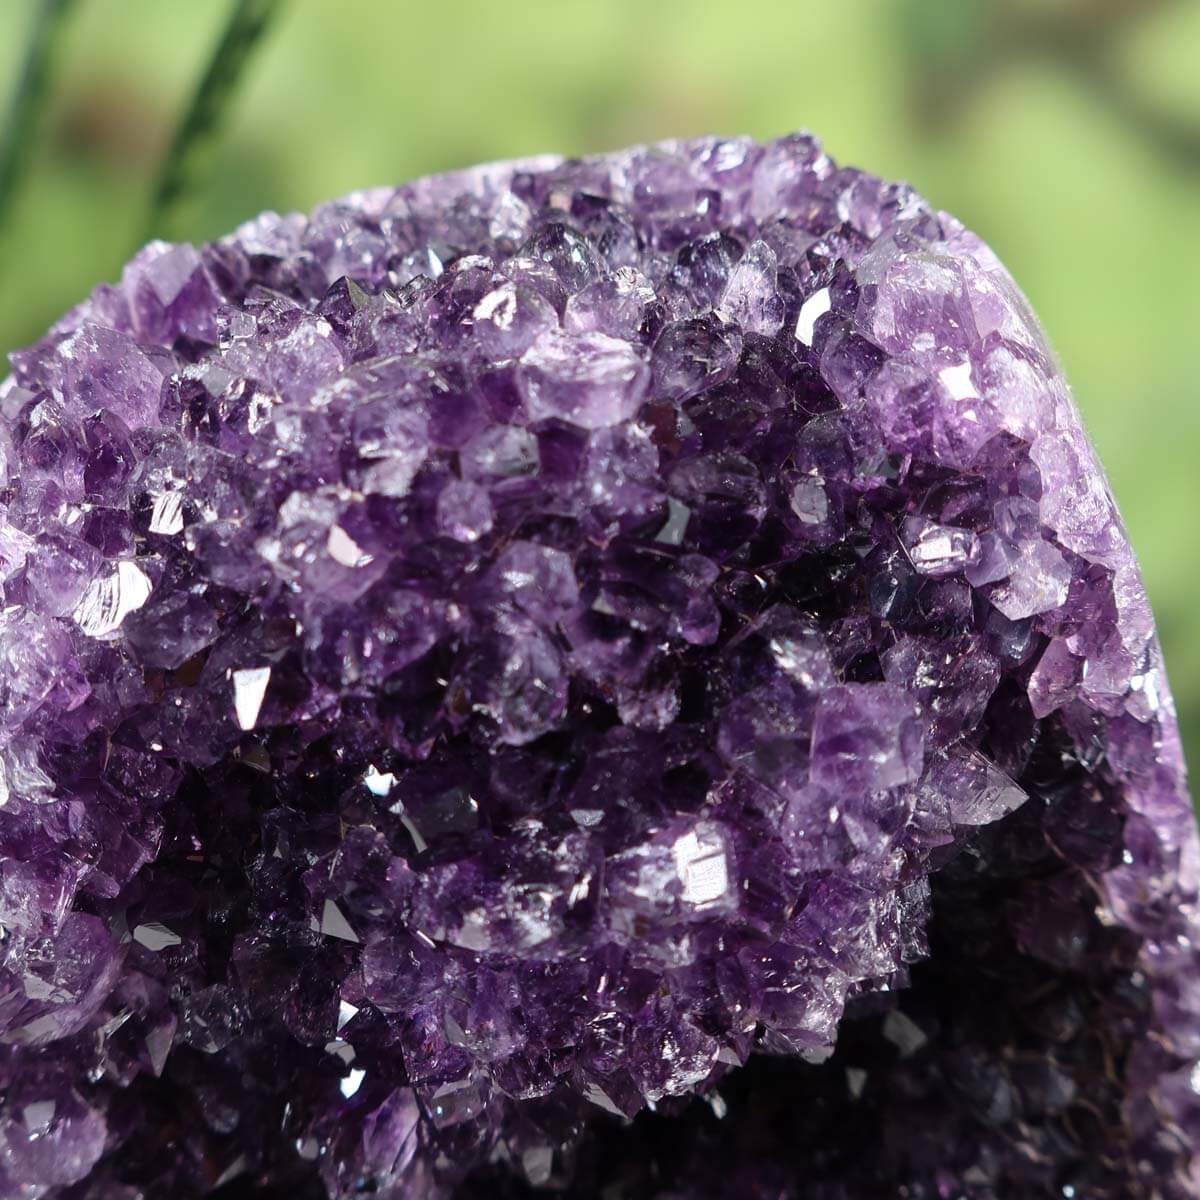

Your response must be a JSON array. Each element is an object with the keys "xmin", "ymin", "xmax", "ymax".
[{"xmin": 2, "ymin": 0, "xmax": 1198, "ymax": 772}]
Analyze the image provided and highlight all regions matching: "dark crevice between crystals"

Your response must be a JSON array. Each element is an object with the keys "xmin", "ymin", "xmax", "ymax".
[
  {"xmin": 51, "ymin": 760, "xmax": 1170, "ymax": 1200},
  {"xmin": 450, "ymin": 796, "xmax": 1151, "ymax": 1199}
]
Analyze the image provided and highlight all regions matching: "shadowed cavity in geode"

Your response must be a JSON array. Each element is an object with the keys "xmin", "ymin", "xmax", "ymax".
[{"xmin": 0, "ymin": 134, "xmax": 1196, "ymax": 1200}]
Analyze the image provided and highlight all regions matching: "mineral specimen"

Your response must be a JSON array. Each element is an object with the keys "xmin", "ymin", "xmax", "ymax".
[{"xmin": 0, "ymin": 133, "xmax": 1195, "ymax": 1199}]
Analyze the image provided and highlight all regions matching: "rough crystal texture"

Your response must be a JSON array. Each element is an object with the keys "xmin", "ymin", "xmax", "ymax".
[{"xmin": 0, "ymin": 134, "xmax": 1196, "ymax": 1199}]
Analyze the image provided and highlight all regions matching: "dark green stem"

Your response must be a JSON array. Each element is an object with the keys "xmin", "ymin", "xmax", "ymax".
[
  {"xmin": 146, "ymin": 0, "xmax": 285, "ymax": 242},
  {"xmin": 0, "ymin": 0, "xmax": 80, "ymax": 243}
]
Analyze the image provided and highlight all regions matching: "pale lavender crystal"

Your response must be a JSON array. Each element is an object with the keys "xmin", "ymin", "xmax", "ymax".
[
  {"xmin": 0, "ymin": 134, "xmax": 1196, "ymax": 1200},
  {"xmin": 518, "ymin": 329, "xmax": 649, "ymax": 428}
]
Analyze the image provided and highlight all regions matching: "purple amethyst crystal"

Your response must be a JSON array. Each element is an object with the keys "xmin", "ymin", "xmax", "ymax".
[{"xmin": 0, "ymin": 134, "xmax": 1196, "ymax": 1198}]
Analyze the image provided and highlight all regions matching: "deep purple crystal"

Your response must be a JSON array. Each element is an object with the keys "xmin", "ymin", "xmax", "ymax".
[{"xmin": 0, "ymin": 134, "xmax": 1196, "ymax": 1199}]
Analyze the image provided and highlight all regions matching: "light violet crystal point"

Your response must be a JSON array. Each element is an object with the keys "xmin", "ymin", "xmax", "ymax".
[{"xmin": 0, "ymin": 133, "xmax": 1195, "ymax": 1199}]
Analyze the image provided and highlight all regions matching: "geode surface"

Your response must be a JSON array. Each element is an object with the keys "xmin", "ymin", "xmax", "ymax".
[{"xmin": 0, "ymin": 134, "xmax": 1196, "ymax": 1198}]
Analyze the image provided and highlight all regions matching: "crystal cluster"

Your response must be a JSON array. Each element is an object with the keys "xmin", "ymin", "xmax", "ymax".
[{"xmin": 0, "ymin": 134, "xmax": 1196, "ymax": 1199}]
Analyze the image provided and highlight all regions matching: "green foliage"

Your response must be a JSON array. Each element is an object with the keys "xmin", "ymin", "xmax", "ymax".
[
  {"xmin": 146, "ymin": 0, "xmax": 284, "ymax": 241},
  {"xmin": 0, "ymin": 0, "xmax": 78, "ymax": 249},
  {"xmin": 896, "ymin": 0, "xmax": 988, "ymax": 70}
]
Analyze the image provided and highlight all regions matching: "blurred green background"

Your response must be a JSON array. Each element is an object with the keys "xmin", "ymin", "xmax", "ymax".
[{"xmin": 1, "ymin": 0, "xmax": 1198, "ymax": 773}]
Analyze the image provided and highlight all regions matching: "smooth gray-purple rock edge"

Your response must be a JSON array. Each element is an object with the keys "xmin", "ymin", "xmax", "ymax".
[{"xmin": 0, "ymin": 133, "xmax": 1196, "ymax": 1199}]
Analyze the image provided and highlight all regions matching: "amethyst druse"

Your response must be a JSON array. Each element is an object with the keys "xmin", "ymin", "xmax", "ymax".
[{"xmin": 0, "ymin": 134, "xmax": 1196, "ymax": 1199}]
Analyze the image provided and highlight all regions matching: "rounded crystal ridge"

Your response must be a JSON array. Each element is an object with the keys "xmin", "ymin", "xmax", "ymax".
[{"xmin": 0, "ymin": 133, "xmax": 1196, "ymax": 1199}]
